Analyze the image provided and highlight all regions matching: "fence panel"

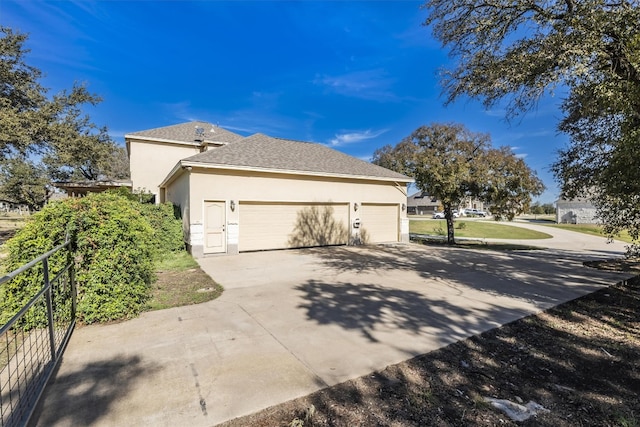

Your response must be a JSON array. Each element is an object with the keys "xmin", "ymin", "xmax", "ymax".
[{"xmin": 0, "ymin": 241, "xmax": 75, "ymax": 427}]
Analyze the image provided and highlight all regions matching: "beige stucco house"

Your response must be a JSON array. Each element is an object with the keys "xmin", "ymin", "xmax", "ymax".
[{"xmin": 126, "ymin": 121, "xmax": 413, "ymax": 256}]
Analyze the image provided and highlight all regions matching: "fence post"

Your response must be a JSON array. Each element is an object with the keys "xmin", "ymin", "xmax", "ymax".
[
  {"xmin": 43, "ymin": 257, "xmax": 57, "ymax": 359},
  {"xmin": 68, "ymin": 246, "xmax": 76, "ymax": 321}
]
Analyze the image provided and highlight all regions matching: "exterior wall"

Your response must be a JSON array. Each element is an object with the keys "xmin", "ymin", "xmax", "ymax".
[
  {"xmin": 128, "ymin": 139, "xmax": 203, "ymax": 201},
  {"xmin": 163, "ymin": 170, "xmax": 193, "ymax": 253},
  {"xmin": 556, "ymin": 201, "xmax": 598, "ymax": 224},
  {"xmin": 167, "ymin": 167, "xmax": 409, "ymax": 256}
]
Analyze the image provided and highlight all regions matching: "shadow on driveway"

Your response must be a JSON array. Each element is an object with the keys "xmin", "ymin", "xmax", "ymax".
[
  {"xmin": 30, "ymin": 356, "xmax": 159, "ymax": 427},
  {"xmin": 297, "ymin": 244, "xmax": 630, "ymax": 346},
  {"xmin": 295, "ymin": 279, "xmax": 530, "ymax": 345}
]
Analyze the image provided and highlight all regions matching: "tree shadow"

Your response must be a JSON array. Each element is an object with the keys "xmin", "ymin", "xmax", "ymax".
[
  {"xmin": 306, "ymin": 244, "xmax": 632, "ymax": 309},
  {"xmin": 222, "ymin": 278, "xmax": 640, "ymax": 426},
  {"xmin": 295, "ymin": 279, "xmax": 529, "ymax": 345},
  {"xmin": 305, "ymin": 245, "xmax": 419, "ymax": 273},
  {"xmin": 29, "ymin": 355, "xmax": 159, "ymax": 426},
  {"xmin": 287, "ymin": 205, "xmax": 349, "ymax": 248}
]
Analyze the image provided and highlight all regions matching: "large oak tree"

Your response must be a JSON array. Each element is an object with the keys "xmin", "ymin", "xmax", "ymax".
[
  {"xmin": 0, "ymin": 27, "xmax": 128, "ymax": 210},
  {"xmin": 423, "ymin": 0, "xmax": 640, "ymax": 254},
  {"xmin": 373, "ymin": 123, "xmax": 543, "ymax": 243}
]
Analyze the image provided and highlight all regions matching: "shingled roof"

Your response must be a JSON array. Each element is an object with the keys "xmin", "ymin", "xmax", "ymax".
[
  {"xmin": 181, "ymin": 133, "xmax": 411, "ymax": 181},
  {"xmin": 125, "ymin": 121, "xmax": 244, "ymax": 145}
]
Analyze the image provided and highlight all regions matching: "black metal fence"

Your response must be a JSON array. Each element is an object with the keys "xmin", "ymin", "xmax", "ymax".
[{"xmin": 0, "ymin": 240, "xmax": 76, "ymax": 427}]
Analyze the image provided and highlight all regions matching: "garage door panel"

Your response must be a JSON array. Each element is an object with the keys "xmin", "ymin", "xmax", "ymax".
[
  {"xmin": 239, "ymin": 203, "xmax": 349, "ymax": 251},
  {"xmin": 360, "ymin": 203, "xmax": 398, "ymax": 243}
]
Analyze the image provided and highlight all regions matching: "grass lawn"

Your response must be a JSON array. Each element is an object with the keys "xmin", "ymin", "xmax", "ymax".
[
  {"xmin": 546, "ymin": 223, "xmax": 635, "ymax": 243},
  {"xmin": 145, "ymin": 251, "xmax": 223, "ymax": 311},
  {"xmin": 0, "ymin": 214, "xmax": 28, "ymax": 245},
  {"xmin": 410, "ymin": 219, "xmax": 553, "ymax": 240}
]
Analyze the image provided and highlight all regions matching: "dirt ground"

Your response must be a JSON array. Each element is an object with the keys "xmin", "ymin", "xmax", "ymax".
[{"xmin": 220, "ymin": 269, "xmax": 640, "ymax": 427}]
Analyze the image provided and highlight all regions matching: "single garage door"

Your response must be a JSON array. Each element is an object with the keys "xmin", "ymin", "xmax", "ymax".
[
  {"xmin": 360, "ymin": 203, "xmax": 399, "ymax": 243},
  {"xmin": 239, "ymin": 202, "xmax": 350, "ymax": 251}
]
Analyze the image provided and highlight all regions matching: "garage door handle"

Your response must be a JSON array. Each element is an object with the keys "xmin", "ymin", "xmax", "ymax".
[{"xmin": 222, "ymin": 225, "xmax": 225, "ymax": 232}]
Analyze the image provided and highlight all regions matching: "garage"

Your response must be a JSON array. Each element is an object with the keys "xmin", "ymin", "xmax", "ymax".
[
  {"xmin": 239, "ymin": 202, "xmax": 350, "ymax": 251},
  {"xmin": 360, "ymin": 203, "xmax": 399, "ymax": 243},
  {"xmin": 142, "ymin": 122, "xmax": 413, "ymax": 256}
]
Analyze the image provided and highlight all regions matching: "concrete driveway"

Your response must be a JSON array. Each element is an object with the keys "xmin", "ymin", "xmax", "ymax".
[{"xmin": 32, "ymin": 238, "xmax": 632, "ymax": 426}]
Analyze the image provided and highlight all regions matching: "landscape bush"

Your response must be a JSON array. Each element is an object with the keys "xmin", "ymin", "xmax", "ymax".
[
  {"xmin": 0, "ymin": 200, "xmax": 76, "ymax": 326},
  {"xmin": 0, "ymin": 191, "xmax": 185, "ymax": 325},
  {"xmin": 139, "ymin": 202, "xmax": 184, "ymax": 255},
  {"xmin": 107, "ymin": 187, "xmax": 184, "ymax": 255}
]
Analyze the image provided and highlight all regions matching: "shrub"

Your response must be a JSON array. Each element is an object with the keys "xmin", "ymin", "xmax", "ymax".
[
  {"xmin": 1, "ymin": 192, "xmax": 158, "ymax": 325},
  {"xmin": 139, "ymin": 202, "xmax": 184, "ymax": 256},
  {"xmin": 0, "ymin": 200, "xmax": 75, "ymax": 326},
  {"xmin": 72, "ymin": 193, "xmax": 155, "ymax": 323},
  {"xmin": 105, "ymin": 187, "xmax": 184, "ymax": 256}
]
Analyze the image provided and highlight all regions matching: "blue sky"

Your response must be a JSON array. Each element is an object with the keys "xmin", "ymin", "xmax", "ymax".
[{"xmin": 3, "ymin": 0, "xmax": 565, "ymax": 202}]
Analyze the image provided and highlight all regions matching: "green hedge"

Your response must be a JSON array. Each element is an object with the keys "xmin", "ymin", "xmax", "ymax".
[{"xmin": 0, "ymin": 192, "xmax": 184, "ymax": 325}]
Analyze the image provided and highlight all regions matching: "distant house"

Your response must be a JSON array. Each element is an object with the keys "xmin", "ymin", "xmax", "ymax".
[
  {"xmin": 125, "ymin": 121, "xmax": 413, "ymax": 256},
  {"xmin": 407, "ymin": 192, "xmax": 489, "ymax": 216},
  {"xmin": 407, "ymin": 192, "xmax": 440, "ymax": 215},
  {"xmin": 556, "ymin": 197, "xmax": 598, "ymax": 224}
]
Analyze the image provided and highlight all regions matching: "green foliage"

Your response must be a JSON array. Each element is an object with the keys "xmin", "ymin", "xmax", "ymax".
[
  {"xmin": 530, "ymin": 203, "xmax": 556, "ymax": 215},
  {"xmin": 484, "ymin": 146, "xmax": 545, "ymax": 221},
  {"xmin": 0, "ymin": 192, "xmax": 183, "ymax": 325},
  {"xmin": 374, "ymin": 123, "xmax": 488, "ymax": 244},
  {"xmin": 543, "ymin": 204, "xmax": 556, "ymax": 215},
  {"xmin": 373, "ymin": 123, "xmax": 542, "ymax": 242},
  {"xmin": 72, "ymin": 193, "xmax": 155, "ymax": 323},
  {"xmin": 422, "ymin": 0, "xmax": 640, "ymax": 255},
  {"xmin": 0, "ymin": 26, "xmax": 128, "ymax": 209},
  {"xmin": 0, "ymin": 157, "xmax": 50, "ymax": 211},
  {"xmin": 0, "ymin": 201, "xmax": 74, "ymax": 326},
  {"xmin": 530, "ymin": 203, "xmax": 545, "ymax": 215},
  {"xmin": 139, "ymin": 202, "xmax": 185, "ymax": 255}
]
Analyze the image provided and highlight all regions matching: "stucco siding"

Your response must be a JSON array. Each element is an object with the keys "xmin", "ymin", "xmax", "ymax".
[
  {"xmin": 170, "ymin": 167, "xmax": 408, "ymax": 254},
  {"xmin": 129, "ymin": 139, "xmax": 201, "ymax": 199}
]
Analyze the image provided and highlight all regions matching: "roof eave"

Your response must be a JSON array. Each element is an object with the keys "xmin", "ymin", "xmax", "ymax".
[
  {"xmin": 124, "ymin": 134, "xmax": 229, "ymax": 147},
  {"xmin": 160, "ymin": 160, "xmax": 413, "ymax": 187},
  {"xmin": 158, "ymin": 162, "xmax": 187, "ymax": 188}
]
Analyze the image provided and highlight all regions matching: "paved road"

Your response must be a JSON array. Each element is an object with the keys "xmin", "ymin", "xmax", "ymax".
[
  {"xmin": 31, "ymin": 227, "xmax": 632, "ymax": 426},
  {"xmin": 482, "ymin": 220, "xmax": 629, "ymax": 255}
]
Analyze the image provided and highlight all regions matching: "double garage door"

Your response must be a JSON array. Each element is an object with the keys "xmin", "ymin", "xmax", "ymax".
[{"xmin": 238, "ymin": 202, "xmax": 399, "ymax": 252}]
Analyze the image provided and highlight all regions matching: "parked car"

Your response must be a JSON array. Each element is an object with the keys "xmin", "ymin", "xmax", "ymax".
[
  {"xmin": 433, "ymin": 211, "xmax": 459, "ymax": 219},
  {"xmin": 463, "ymin": 208, "xmax": 487, "ymax": 217}
]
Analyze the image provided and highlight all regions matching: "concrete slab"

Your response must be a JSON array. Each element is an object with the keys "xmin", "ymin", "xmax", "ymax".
[{"xmin": 31, "ymin": 231, "xmax": 633, "ymax": 426}]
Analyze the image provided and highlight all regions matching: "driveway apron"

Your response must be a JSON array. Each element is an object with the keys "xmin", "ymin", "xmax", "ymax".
[{"xmin": 31, "ymin": 232, "xmax": 632, "ymax": 426}]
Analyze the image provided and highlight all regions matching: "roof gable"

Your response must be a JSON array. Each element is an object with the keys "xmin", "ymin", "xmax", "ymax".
[
  {"xmin": 183, "ymin": 133, "xmax": 411, "ymax": 181},
  {"xmin": 125, "ymin": 121, "xmax": 244, "ymax": 145}
]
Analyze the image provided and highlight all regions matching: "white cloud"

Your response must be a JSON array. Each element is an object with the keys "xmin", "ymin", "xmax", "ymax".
[
  {"xmin": 328, "ymin": 128, "xmax": 388, "ymax": 146},
  {"xmin": 314, "ymin": 69, "xmax": 397, "ymax": 101}
]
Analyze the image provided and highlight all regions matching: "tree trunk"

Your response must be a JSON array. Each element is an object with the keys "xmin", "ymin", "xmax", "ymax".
[{"xmin": 444, "ymin": 204, "xmax": 455, "ymax": 244}]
